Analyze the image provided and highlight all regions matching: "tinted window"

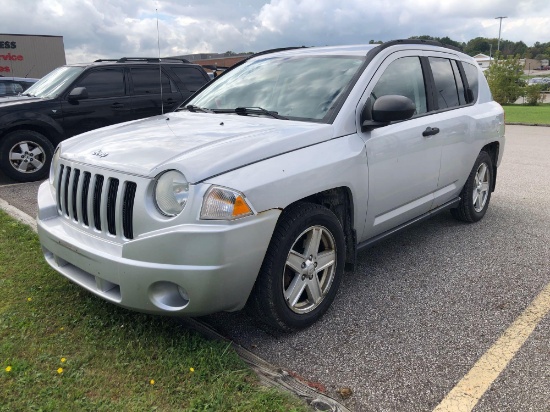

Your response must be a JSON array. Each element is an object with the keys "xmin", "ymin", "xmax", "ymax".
[
  {"xmin": 462, "ymin": 62, "xmax": 479, "ymax": 103},
  {"xmin": 371, "ymin": 56, "xmax": 427, "ymax": 115},
  {"xmin": 451, "ymin": 60, "xmax": 466, "ymax": 105},
  {"xmin": 77, "ymin": 69, "xmax": 125, "ymax": 99},
  {"xmin": 131, "ymin": 68, "xmax": 172, "ymax": 95},
  {"xmin": 429, "ymin": 57, "xmax": 460, "ymax": 109},
  {"xmin": 171, "ymin": 67, "xmax": 208, "ymax": 92}
]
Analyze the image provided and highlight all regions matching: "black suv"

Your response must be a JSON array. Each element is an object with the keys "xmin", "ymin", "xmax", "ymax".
[{"xmin": 0, "ymin": 58, "xmax": 210, "ymax": 182}]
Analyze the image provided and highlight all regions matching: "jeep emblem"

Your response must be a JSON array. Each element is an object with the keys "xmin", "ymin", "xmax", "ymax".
[{"xmin": 92, "ymin": 149, "xmax": 109, "ymax": 158}]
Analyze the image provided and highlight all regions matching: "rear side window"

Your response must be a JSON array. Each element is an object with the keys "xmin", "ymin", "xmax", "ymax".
[
  {"xmin": 131, "ymin": 68, "xmax": 175, "ymax": 95},
  {"xmin": 76, "ymin": 69, "xmax": 125, "ymax": 98},
  {"xmin": 371, "ymin": 56, "xmax": 427, "ymax": 115},
  {"xmin": 171, "ymin": 67, "xmax": 208, "ymax": 92},
  {"xmin": 429, "ymin": 57, "xmax": 460, "ymax": 109},
  {"xmin": 462, "ymin": 62, "xmax": 479, "ymax": 103}
]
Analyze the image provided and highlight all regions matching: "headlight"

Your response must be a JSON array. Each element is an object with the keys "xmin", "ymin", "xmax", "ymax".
[
  {"xmin": 200, "ymin": 186, "xmax": 254, "ymax": 220},
  {"xmin": 49, "ymin": 146, "xmax": 61, "ymax": 186},
  {"xmin": 154, "ymin": 170, "xmax": 189, "ymax": 217}
]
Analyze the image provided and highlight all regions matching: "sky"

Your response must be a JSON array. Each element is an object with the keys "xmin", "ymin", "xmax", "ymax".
[{"xmin": 2, "ymin": 0, "xmax": 550, "ymax": 63}]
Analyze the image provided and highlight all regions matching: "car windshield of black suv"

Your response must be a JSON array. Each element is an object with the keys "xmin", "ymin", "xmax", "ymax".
[
  {"xmin": 187, "ymin": 55, "xmax": 364, "ymax": 120},
  {"xmin": 23, "ymin": 66, "xmax": 84, "ymax": 98}
]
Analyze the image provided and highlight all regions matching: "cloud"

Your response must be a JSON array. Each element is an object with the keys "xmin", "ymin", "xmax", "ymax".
[{"xmin": 0, "ymin": 0, "xmax": 549, "ymax": 64}]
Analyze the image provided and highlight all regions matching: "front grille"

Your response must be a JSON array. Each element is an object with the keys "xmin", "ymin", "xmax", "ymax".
[{"xmin": 56, "ymin": 165, "xmax": 137, "ymax": 239}]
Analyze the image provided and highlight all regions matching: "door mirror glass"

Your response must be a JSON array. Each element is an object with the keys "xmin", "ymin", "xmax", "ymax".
[{"xmin": 68, "ymin": 87, "xmax": 89, "ymax": 101}]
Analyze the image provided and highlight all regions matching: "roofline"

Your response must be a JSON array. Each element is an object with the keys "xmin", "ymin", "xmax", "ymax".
[{"xmin": 0, "ymin": 33, "xmax": 64, "ymax": 38}]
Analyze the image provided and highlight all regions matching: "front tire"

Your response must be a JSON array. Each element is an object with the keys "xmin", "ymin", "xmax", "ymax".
[
  {"xmin": 249, "ymin": 202, "xmax": 345, "ymax": 332},
  {"xmin": 451, "ymin": 151, "xmax": 494, "ymax": 223},
  {"xmin": 0, "ymin": 130, "xmax": 54, "ymax": 182}
]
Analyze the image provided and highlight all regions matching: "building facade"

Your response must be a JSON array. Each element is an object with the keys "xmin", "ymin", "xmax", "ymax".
[{"xmin": 0, "ymin": 34, "xmax": 66, "ymax": 78}]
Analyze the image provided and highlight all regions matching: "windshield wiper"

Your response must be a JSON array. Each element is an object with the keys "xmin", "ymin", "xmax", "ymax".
[
  {"xmin": 234, "ymin": 107, "xmax": 288, "ymax": 120},
  {"xmin": 185, "ymin": 104, "xmax": 214, "ymax": 113}
]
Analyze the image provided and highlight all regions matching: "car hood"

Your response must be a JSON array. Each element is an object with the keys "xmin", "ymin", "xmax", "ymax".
[
  {"xmin": 0, "ymin": 95, "xmax": 44, "ymax": 105},
  {"xmin": 60, "ymin": 111, "xmax": 334, "ymax": 182}
]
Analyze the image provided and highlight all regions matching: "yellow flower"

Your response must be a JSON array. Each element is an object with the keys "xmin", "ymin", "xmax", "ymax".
[
  {"xmin": 150, "ymin": 379, "xmax": 155, "ymax": 385},
  {"xmin": 60, "ymin": 327, "xmax": 64, "ymax": 331},
  {"xmin": 189, "ymin": 367, "xmax": 195, "ymax": 373},
  {"xmin": 57, "ymin": 368, "xmax": 63, "ymax": 374},
  {"xmin": 61, "ymin": 358, "xmax": 66, "ymax": 363},
  {"xmin": 27, "ymin": 297, "xmax": 32, "ymax": 302},
  {"xmin": 5, "ymin": 366, "xmax": 12, "ymax": 372}
]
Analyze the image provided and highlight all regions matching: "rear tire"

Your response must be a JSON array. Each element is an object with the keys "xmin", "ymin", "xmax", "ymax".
[
  {"xmin": 0, "ymin": 130, "xmax": 54, "ymax": 182},
  {"xmin": 248, "ymin": 202, "xmax": 345, "ymax": 332},
  {"xmin": 451, "ymin": 151, "xmax": 493, "ymax": 223}
]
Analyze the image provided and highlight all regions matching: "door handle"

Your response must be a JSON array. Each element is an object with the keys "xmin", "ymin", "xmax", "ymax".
[
  {"xmin": 111, "ymin": 103, "xmax": 125, "ymax": 109},
  {"xmin": 422, "ymin": 127, "xmax": 440, "ymax": 137}
]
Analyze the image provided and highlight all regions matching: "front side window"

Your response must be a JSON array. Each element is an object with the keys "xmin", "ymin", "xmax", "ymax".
[
  {"xmin": 76, "ymin": 69, "xmax": 125, "ymax": 99},
  {"xmin": 371, "ymin": 56, "xmax": 427, "ymax": 116},
  {"xmin": 188, "ymin": 55, "xmax": 364, "ymax": 120}
]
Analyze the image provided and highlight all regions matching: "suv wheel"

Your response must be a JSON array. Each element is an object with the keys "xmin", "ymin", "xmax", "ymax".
[
  {"xmin": 0, "ymin": 130, "xmax": 54, "ymax": 182},
  {"xmin": 451, "ymin": 151, "xmax": 494, "ymax": 223},
  {"xmin": 249, "ymin": 202, "xmax": 345, "ymax": 332}
]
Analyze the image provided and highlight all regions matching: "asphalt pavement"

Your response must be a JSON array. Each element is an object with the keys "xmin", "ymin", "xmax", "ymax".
[{"xmin": 1, "ymin": 125, "xmax": 548, "ymax": 411}]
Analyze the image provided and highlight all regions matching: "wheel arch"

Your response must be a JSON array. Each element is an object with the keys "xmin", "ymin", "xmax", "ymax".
[
  {"xmin": 286, "ymin": 186, "xmax": 357, "ymax": 270},
  {"xmin": 1, "ymin": 121, "xmax": 64, "ymax": 149},
  {"xmin": 481, "ymin": 141, "xmax": 499, "ymax": 192}
]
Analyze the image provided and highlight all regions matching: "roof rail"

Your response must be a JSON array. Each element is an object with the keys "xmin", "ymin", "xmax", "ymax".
[
  {"xmin": 94, "ymin": 57, "xmax": 191, "ymax": 64},
  {"xmin": 379, "ymin": 39, "xmax": 462, "ymax": 53},
  {"xmin": 365, "ymin": 39, "xmax": 463, "ymax": 63}
]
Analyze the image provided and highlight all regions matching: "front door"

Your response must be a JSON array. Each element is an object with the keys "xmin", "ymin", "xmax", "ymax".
[
  {"xmin": 359, "ymin": 55, "xmax": 443, "ymax": 239},
  {"xmin": 61, "ymin": 68, "xmax": 133, "ymax": 137}
]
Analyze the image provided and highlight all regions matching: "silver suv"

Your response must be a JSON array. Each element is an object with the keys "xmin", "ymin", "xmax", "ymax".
[{"xmin": 37, "ymin": 40, "xmax": 505, "ymax": 331}]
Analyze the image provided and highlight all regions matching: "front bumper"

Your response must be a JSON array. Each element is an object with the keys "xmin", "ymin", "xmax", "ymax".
[{"xmin": 37, "ymin": 182, "xmax": 280, "ymax": 316}]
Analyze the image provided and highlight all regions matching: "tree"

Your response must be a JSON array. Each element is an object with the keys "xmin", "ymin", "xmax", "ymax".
[{"xmin": 485, "ymin": 54, "xmax": 524, "ymax": 104}]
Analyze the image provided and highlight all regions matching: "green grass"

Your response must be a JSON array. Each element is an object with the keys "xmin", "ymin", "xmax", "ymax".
[
  {"xmin": 0, "ymin": 211, "xmax": 307, "ymax": 412},
  {"xmin": 503, "ymin": 103, "xmax": 550, "ymax": 125}
]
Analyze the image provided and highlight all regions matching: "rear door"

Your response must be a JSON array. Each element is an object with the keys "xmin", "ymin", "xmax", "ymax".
[{"xmin": 128, "ymin": 67, "xmax": 182, "ymax": 118}]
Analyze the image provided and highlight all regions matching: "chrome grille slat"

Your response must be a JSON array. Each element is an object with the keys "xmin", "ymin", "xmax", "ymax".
[{"xmin": 55, "ymin": 164, "xmax": 136, "ymax": 240}]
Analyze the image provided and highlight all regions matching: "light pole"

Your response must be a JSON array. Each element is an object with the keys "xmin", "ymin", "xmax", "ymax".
[{"xmin": 495, "ymin": 16, "xmax": 508, "ymax": 52}]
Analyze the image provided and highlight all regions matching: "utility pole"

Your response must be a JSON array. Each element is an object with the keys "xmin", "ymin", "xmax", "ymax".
[{"xmin": 495, "ymin": 16, "xmax": 508, "ymax": 52}]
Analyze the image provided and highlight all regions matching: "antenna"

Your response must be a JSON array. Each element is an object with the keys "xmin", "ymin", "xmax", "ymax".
[{"xmin": 156, "ymin": 6, "xmax": 164, "ymax": 115}]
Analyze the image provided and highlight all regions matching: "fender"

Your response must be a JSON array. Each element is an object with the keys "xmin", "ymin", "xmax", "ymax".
[{"xmin": 0, "ymin": 110, "xmax": 65, "ymax": 144}]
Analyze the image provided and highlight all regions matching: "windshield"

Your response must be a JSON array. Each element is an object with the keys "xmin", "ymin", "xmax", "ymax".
[
  {"xmin": 188, "ymin": 55, "xmax": 364, "ymax": 120},
  {"xmin": 23, "ymin": 66, "xmax": 85, "ymax": 98}
]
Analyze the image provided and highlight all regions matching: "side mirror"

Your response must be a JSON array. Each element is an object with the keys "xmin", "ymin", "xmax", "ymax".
[
  {"xmin": 362, "ymin": 95, "xmax": 416, "ymax": 130},
  {"xmin": 68, "ymin": 87, "xmax": 88, "ymax": 101}
]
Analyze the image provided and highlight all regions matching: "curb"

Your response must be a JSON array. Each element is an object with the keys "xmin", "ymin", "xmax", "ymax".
[
  {"xmin": 0, "ymin": 198, "xmax": 351, "ymax": 412},
  {"xmin": 505, "ymin": 122, "xmax": 550, "ymax": 127}
]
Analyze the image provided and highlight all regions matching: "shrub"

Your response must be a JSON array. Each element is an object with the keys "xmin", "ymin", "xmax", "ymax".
[{"xmin": 485, "ymin": 54, "xmax": 524, "ymax": 104}]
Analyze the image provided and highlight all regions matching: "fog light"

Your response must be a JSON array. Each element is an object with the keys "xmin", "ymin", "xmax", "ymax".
[
  {"xmin": 178, "ymin": 285, "xmax": 189, "ymax": 301},
  {"xmin": 149, "ymin": 281, "xmax": 189, "ymax": 311}
]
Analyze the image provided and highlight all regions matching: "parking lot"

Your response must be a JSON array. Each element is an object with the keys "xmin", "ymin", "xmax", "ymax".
[{"xmin": 1, "ymin": 124, "xmax": 548, "ymax": 411}]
